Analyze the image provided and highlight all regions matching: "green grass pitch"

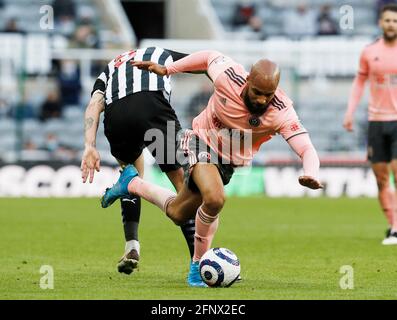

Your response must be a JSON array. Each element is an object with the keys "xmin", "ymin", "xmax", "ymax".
[{"xmin": 1, "ymin": 197, "xmax": 397, "ymax": 300}]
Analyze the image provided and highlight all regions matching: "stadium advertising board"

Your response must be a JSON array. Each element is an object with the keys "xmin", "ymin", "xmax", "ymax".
[{"xmin": 0, "ymin": 163, "xmax": 378, "ymax": 198}]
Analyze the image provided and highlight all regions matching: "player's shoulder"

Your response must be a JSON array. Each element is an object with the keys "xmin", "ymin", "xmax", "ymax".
[
  {"xmin": 212, "ymin": 57, "xmax": 248, "ymax": 88},
  {"xmin": 365, "ymin": 37, "xmax": 381, "ymax": 47},
  {"xmin": 223, "ymin": 64, "xmax": 248, "ymax": 88},
  {"xmin": 271, "ymin": 88, "xmax": 293, "ymax": 111},
  {"xmin": 208, "ymin": 53, "xmax": 248, "ymax": 91},
  {"xmin": 362, "ymin": 38, "xmax": 382, "ymax": 53}
]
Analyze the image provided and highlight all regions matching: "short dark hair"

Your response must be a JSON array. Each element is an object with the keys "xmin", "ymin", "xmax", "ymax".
[{"xmin": 381, "ymin": 4, "xmax": 397, "ymax": 17}]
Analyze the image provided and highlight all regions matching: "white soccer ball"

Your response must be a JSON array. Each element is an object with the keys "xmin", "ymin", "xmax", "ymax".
[{"xmin": 199, "ymin": 247, "xmax": 240, "ymax": 287}]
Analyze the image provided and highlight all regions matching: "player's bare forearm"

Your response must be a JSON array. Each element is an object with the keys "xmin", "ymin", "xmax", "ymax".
[
  {"xmin": 81, "ymin": 92, "xmax": 104, "ymax": 183},
  {"xmin": 287, "ymin": 133, "xmax": 323, "ymax": 189},
  {"xmin": 344, "ymin": 74, "xmax": 367, "ymax": 130},
  {"xmin": 84, "ymin": 92, "xmax": 104, "ymax": 148}
]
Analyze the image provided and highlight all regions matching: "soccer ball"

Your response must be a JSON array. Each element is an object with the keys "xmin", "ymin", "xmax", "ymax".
[{"xmin": 199, "ymin": 248, "xmax": 240, "ymax": 287}]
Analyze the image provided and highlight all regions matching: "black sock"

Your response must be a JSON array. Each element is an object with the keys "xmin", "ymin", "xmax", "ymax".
[
  {"xmin": 120, "ymin": 196, "xmax": 141, "ymax": 242},
  {"xmin": 180, "ymin": 219, "xmax": 195, "ymax": 259}
]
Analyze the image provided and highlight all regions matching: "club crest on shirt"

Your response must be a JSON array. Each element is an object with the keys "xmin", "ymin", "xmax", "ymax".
[
  {"xmin": 220, "ymin": 97, "xmax": 227, "ymax": 105},
  {"xmin": 249, "ymin": 116, "xmax": 260, "ymax": 127},
  {"xmin": 198, "ymin": 151, "xmax": 212, "ymax": 162}
]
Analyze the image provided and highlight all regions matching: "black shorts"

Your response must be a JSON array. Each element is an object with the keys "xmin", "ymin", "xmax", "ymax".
[
  {"xmin": 367, "ymin": 121, "xmax": 397, "ymax": 163},
  {"xmin": 104, "ymin": 91, "xmax": 182, "ymax": 172},
  {"xmin": 176, "ymin": 129, "xmax": 235, "ymax": 193}
]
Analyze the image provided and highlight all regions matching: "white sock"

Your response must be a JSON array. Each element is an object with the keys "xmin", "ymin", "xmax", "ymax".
[{"xmin": 125, "ymin": 240, "xmax": 140, "ymax": 255}]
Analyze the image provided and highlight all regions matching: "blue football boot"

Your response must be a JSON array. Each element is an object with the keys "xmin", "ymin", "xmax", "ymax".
[
  {"xmin": 187, "ymin": 261, "xmax": 208, "ymax": 288},
  {"xmin": 101, "ymin": 165, "xmax": 139, "ymax": 208}
]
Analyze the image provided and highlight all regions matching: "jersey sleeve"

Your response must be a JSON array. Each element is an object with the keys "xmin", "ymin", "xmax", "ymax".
[
  {"xmin": 277, "ymin": 108, "xmax": 308, "ymax": 142},
  {"xmin": 166, "ymin": 50, "xmax": 236, "ymax": 82},
  {"xmin": 345, "ymin": 49, "xmax": 369, "ymax": 117},
  {"xmin": 206, "ymin": 53, "xmax": 237, "ymax": 82},
  {"xmin": 287, "ymin": 132, "xmax": 320, "ymax": 178},
  {"xmin": 357, "ymin": 49, "xmax": 369, "ymax": 77},
  {"xmin": 91, "ymin": 64, "xmax": 109, "ymax": 96}
]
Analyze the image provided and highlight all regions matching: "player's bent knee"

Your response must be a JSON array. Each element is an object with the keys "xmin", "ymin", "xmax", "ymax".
[{"xmin": 202, "ymin": 193, "xmax": 226, "ymax": 214}]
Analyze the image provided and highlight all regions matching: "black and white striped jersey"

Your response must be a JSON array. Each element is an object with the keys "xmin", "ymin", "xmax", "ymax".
[{"xmin": 91, "ymin": 47, "xmax": 188, "ymax": 106}]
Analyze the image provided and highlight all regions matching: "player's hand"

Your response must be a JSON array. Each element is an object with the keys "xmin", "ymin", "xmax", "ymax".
[
  {"xmin": 131, "ymin": 61, "xmax": 168, "ymax": 76},
  {"xmin": 298, "ymin": 176, "xmax": 324, "ymax": 190},
  {"xmin": 343, "ymin": 115, "xmax": 354, "ymax": 132},
  {"xmin": 81, "ymin": 146, "xmax": 101, "ymax": 183}
]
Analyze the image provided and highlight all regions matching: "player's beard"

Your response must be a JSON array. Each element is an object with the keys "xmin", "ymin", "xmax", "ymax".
[
  {"xmin": 383, "ymin": 30, "xmax": 397, "ymax": 43},
  {"xmin": 243, "ymin": 93, "xmax": 268, "ymax": 115}
]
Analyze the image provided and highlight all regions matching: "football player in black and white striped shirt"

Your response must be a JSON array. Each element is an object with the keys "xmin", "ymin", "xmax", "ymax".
[
  {"xmin": 81, "ymin": 47, "xmax": 196, "ymax": 275},
  {"xmin": 96, "ymin": 46, "xmax": 180, "ymax": 106}
]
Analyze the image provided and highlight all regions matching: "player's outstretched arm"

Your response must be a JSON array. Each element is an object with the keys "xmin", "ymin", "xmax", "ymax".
[
  {"xmin": 133, "ymin": 50, "xmax": 222, "ymax": 77},
  {"xmin": 81, "ymin": 92, "xmax": 105, "ymax": 183},
  {"xmin": 287, "ymin": 133, "xmax": 323, "ymax": 190}
]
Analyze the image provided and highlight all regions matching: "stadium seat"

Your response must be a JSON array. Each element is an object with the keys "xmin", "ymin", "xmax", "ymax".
[{"xmin": 63, "ymin": 106, "xmax": 84, "ymax": 121}]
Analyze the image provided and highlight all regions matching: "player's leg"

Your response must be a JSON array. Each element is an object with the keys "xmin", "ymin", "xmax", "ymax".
[
  {"xmin": 101, "ymin": 129, "xmax": 219, "ymax": 226},
  {"xmin": 165, "ymin": 182, "xmax": 203, "ymax": 221},
  {"xmin": 177, "ymin": 163, "xmax": 225, "ymax": 287},
  {"xmin": 173, "ymin": 134, "xmax": 235, "ymax": 287},
  {"xmin": 382, "ymin": 121, "xmax": 397, "ymax": 244},
  {"xmin": 141, "ymin": 91, "xmax": 200, "ymax": 258},
  {"xmin": 388, "ymin": 160, "xmax": 397, "ymax": 234},
  {"xmin": 372, "ymin": 163, "xmax": 394, "ymax": 227},
  {"xmin": 117, "ymin": 155, "xmax": 144, "ymax": 274},
  {"xmin": 103, "ymin": 93, "xmax": 148, "ymax": 273},
  {"xmin": 367, "ymin": 121, "xmax": 396, "ymax": 243},
  {"xmin": 190, "ymin": 163, "xmax": 225, "ymax": 261},
  {"xmin": 165, "ymin": 168, "xmax": 198, "ymax": 259}
]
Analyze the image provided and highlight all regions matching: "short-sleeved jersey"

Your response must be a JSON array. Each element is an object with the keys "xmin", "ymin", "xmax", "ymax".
[
  {"xmin": 192, "ymin": 54, "xmax": 307, "ymax": 166},
  {"xmin": 358, "ymin": 38, "xmax": 397, "ymax": 121},
  {"xmin": 92, "ymin": 47, "xmax": 187, "ymax": 106}
]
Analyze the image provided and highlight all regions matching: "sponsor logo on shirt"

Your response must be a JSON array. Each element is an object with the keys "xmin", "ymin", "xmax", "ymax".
[
  {"xmin": 212, "ymin": 114, "xmax": 226, "ymax": 129},
  {"xmin": 213, "ymin": 56, "xmax": 228, "ymax": 65},
  {"xmin": 290, "ymin": 122, "xmax": 301, "ymax": 132},
  {"xmin": 375, "ymin": 74, "xmax": 386, "ymax": 85},
  {"xmin": 373, "ymin": 74, "xmax": 397, "ymax": 87}
]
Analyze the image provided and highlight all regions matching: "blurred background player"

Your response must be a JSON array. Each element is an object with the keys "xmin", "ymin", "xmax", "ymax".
[
  {"xmin": 102, "ymin": 50, "xmax": 323, "ymax": 287},
  {"xmin": 343, "ymin": 4, "xmax": 397, "ymax": 245},
  {"xmin": 81, "ymin": 47, "xmax": 196, "ymax": 274}
]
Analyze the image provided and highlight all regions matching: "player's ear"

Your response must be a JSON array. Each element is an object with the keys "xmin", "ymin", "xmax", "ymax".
[{"xmin": 378, "ymin": 12, "xmax": 384, "ymax": 27}]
